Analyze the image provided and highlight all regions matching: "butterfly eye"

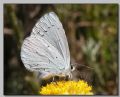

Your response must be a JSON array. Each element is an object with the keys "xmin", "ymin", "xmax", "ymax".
[{"xmin": 71, "ymin": 65, "xmax": 75, "ymax": 71}]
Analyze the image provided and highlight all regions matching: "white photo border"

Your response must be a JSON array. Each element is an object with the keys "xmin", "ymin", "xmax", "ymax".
[{"xmin": 1, "ymin": 0, "xmax": 120, "ymax": 97}]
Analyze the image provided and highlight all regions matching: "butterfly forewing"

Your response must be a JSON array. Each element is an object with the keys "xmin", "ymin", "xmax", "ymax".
[{"xmin": 32, "ymin": 12, "xmax": 70, "ymax": 68}]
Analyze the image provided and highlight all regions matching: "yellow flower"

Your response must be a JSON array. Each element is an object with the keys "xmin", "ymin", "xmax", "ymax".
[{"xmin": 39, "ymin": 80, "xmax": 93, "ymax": 95}]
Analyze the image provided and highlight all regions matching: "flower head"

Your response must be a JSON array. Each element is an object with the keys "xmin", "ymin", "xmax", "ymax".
[{"xmin": 39, "ymin": 80, "xmax": 93, "ymax": 95}]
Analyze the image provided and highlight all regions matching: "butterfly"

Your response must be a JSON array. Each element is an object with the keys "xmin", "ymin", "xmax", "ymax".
[{"xmin": 20, "ymin": 12, "xmax": 76, "ymax": 81}]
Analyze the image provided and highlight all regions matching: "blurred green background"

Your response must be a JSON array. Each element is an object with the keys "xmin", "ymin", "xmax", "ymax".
[{"xmin": 4, "ymin": 4, "xmax": 118, "ymax": 95}]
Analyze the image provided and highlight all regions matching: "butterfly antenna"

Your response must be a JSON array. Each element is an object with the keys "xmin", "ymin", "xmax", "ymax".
[{"xmin": 74, "ymin": 62, "xmax": 94, "ymax": 70}]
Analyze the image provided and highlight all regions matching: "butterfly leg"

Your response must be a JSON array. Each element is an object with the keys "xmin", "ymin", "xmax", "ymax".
[
  {"xmin": 52, "ymin": 76, "xmax": 55, "ymax": 82},
  {"xmin": 52, "ymin": 76, "xmax": 59, "ymax": 85}
]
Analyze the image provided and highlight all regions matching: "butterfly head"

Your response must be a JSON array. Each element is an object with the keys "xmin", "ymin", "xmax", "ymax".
[{"xmin": 59, "ymin": 64, "xmax": 76, "ymax": 80}]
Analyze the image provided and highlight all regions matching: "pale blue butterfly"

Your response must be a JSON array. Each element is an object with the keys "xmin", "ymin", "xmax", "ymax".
[{"xmin": 20, "ymin": 12, "xmax": 75, "ymax": 80}]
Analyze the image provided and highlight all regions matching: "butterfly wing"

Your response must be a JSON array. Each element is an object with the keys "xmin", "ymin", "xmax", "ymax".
[
  {"xmin": 21, "ymin": 12, "xmax": 70, "ymax": 77},
  {"xmin": 31, "ymin": 12, "xmax": 70, "ymax": 68}
]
